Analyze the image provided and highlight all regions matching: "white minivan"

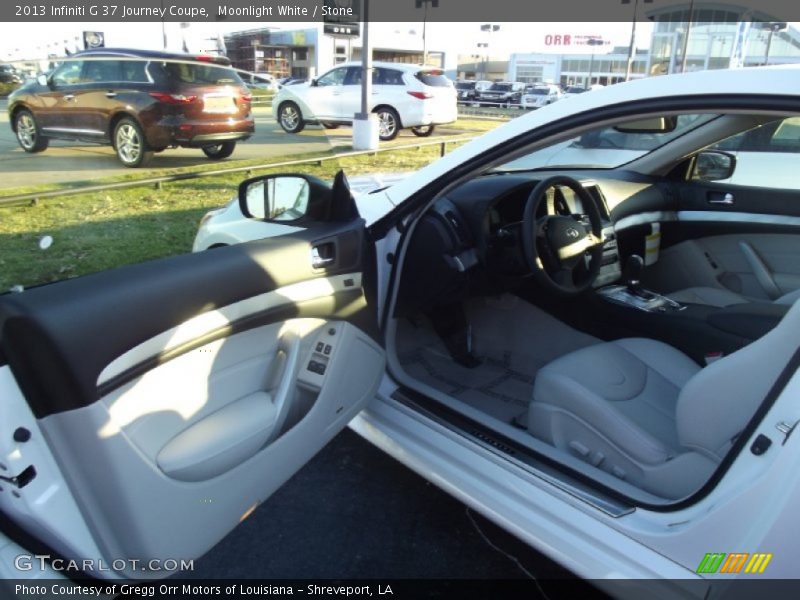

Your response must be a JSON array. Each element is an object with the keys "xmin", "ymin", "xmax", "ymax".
[{"xmin": 272, "ymin": 61, "xmax": 457, "ymax": 141}]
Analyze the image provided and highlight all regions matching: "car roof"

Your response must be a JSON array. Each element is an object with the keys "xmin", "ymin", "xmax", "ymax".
[
  {"xmin": 72, "ymin": 48, "xmax": 232, "ymax": 66},
  {"xmin": 333, "ymin": 61, "xmax": 434, "ymax": 72}
]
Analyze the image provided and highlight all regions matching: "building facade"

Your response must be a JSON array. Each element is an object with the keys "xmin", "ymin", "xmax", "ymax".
[
  {"xmin": 508, "ymin": 48, "xmax": 649, "ymax": 87},
  {"xmin": 225, "ymin": 25, "xmax": 449, "ymax": 80},
  {"xmin": 648, "ymin": 5, "xmax": 800, "ymax": 75}
]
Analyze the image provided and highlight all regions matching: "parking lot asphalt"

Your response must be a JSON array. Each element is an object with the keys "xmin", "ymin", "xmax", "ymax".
[{"xmin": 180, "ymin": 428, "xmax": 593, "ymax": 594}]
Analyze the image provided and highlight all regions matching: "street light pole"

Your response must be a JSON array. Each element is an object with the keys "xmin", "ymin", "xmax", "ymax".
[
  {"xmin": 352, "ymin": 0, "xmax": 378, "ymax": 150},
  {"xmin": 422, "ymin": 2, "xmax": 427, "ymax": 65},
  {"xmin": 159, "ymin": 0, "xmax": 167, "ymax": 49},
  {"xmin": 360, "ymin": 0, "xmax": 371, "ymax": 120},
  {"xmin": 763, "ymin": 22, "xmax": 787, "ymax": 65},
  {"xmin": 586, "ymin": 37, "xmax": 604, "ymax": 87},
  {"xmin": 416, "ymin": 1, "xmax": 439, "ymax": 66},
  {"xmin": 624, "ymin": 0, "xmax": 652, "ymax": 82},
  {"xmin": 680, "ymin": 0, "xmax": 696, "ymax": 73},
  {"xmin": 479, "ymin": 24, "xmax": 499, "ymax": 81}
]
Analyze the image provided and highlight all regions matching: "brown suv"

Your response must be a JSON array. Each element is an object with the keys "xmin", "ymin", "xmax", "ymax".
[{"xmin": 8, "ymin": 49, "xmax": 254, "ymax": 167}]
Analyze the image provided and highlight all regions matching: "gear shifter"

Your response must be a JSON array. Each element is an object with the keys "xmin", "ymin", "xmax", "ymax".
[{"xmin": 623, "ymin": 255, "xmax": 656, "ymax": 300}]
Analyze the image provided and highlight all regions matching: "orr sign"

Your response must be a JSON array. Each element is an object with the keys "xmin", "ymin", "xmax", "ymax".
[{"xmin": 544, "ymin": 34, "xmax": 608, "ymax": 47}]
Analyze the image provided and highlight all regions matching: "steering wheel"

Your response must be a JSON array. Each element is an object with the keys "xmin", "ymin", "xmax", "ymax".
[{"xmin": 521, "ymin": 175, "xmax": 605, "ymax": 295}]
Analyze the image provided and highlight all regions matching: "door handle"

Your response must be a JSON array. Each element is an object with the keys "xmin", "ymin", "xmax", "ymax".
[
  {"xmin": 708, "ymin": 192, "xmax": 734, "ymax": 205},
  {"xmin": 105, "ymin": 91, "xmax": 117, "ymax": 98},
  {"xmin": 311, "ymin": 243, "xmax": 335, "ymax": 269},
  {"xmin": 63, "ymin": 94, "xmax": 75, "ymax": 101},
  {"xmin": 331, "ymin": 92, "xmax": 342, "ymax": 96},
  {"xmin": 264, "ymin": 331, "xmax": 301, "ymax": 444}
]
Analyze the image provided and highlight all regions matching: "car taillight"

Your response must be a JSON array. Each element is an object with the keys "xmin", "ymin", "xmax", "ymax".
[
  {"xmin": 407, "ymin": 91, "xmax": 433, "ymax": 100},
  {"xmin": 149, "ymin": 92, "xmax": 198, "ymax": 104}
]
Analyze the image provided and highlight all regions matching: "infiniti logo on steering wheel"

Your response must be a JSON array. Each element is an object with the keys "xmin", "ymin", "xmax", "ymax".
[{"xmin": 565, "ymin": 227, "xmax": 581, "ymax": 239}]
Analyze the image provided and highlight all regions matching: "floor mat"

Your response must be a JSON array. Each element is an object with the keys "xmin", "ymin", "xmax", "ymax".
[{"xmin": 397, "ymin": 294, "xmax": 599, "ymax": 425}]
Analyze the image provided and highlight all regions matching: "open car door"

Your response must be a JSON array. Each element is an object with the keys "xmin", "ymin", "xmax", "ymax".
[{"xmin": 0, "ymin": 173, "xmax": 384, "ymax": 579}]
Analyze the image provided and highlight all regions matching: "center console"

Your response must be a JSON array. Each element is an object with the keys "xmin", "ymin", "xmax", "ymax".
[
  {"xmin": 592, "ymin": 254, "xmax": 789, "ymax": 363},
  {"xmin": 593, "ymin": 222, "xmax": 622, "ymax": 288},
  {"xmin": 596, "ymin": 254, "xmax": 684, "ymax": 313}
]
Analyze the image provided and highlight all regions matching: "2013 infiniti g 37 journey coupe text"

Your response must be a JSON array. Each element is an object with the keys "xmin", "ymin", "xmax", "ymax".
[{"xmin": 1, "ymin": 65, "xmax": 800, "ymax": 597}]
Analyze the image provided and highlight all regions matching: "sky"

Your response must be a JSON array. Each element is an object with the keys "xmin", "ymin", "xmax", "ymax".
[{"xmin": 0, "ymin": 21, "xmax": 652, "ymax": 63}]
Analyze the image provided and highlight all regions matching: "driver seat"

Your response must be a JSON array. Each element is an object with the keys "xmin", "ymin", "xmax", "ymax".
[{"xmin": 527, "ymin": 300, "xmax": 800, "ymax": 499}]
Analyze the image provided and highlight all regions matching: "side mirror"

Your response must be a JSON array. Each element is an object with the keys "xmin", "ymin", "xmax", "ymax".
[
  {"xmin": 37, "ymin": 74, "xmax": 49, "ymax": 87},
  {"xmin": 692, "ymin": 150, "xmax": 736, "ymax": 182},
  {"xmin": 310, "ymin": 78, "xmax": 318, "ymax": 87},
  {"xmin": 238, "ymin": 175, "xmax": 311, "ymax": 222}
]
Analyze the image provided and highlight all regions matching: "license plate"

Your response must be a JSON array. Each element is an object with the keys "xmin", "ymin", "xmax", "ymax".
[{"xmin": 203, "ymin": 94, "xmax": 236, "ymax": 114}]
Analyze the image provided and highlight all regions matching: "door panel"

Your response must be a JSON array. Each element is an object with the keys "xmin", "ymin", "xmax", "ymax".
[
  {"xmin": 0, "ymin": 217, "xmax": 384, "ymax": 579},
  {"xmin": 656, "ymin": 179, "xmax": 800, "ymax": 299},
  {"xmin": 36, "ymin": 318, "xmax": 382, "ymax": 572},
  {"xmin": 304, "ymin": 67, "xmax": 347, "ymax": 120}
]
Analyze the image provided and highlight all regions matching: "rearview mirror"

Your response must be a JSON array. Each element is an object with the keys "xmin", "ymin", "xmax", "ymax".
[
  {"xmin": 239, "ymin": 175, "xmax": 310, "ymax": 221},
  {"xmin": 614, "ymin": 116, "xmax": 678, "ymax": 134},
  {"xmin": 692, "ymin": 150, "xmax": 736, "ymax": 182}
]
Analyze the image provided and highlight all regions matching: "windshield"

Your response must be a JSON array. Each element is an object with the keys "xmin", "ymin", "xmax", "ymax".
[
  {"xmin": 498, "ymin": 113, "xmax": 719, "ymax": 171},
  {"xmin": 489, "ymin": 83, "xmax": 513, "ymax": 91},
  {"xmin": 456, "ymin": 81, "xmax": 476, "ymax": 90},
  {"xmin": 565, "ymin": 86, "xmax": 586, "ymax": 94},
  {"xmin": 527, "ymin": 88, "xmax": 548, "ymax": 95}
]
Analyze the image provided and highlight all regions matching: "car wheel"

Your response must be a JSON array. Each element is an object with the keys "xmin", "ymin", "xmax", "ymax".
[
  {"xmin": 202, "ymin": 141, "xmax": 237, "ymax": 160},
  {"xmin": 375, "ymin": 107, "xmax": 400, "ymax": 141},
  {"xmin": 411, "ymin": 125, "xmax": 435, "ymax": 137},
  {"xmin": 15, "ymin": 109, "xmax": 49, "ymax": 153},
  {"xmin": 113, "ymin": 118, "xmax": 152, "ymax": 168},
  {"xmin": 321, "ymin": 122, "xmax": 340, "ymax": 129},
  {"xmin": 278, "ymin": 102, "xmax": 305, "ymax": 134}
]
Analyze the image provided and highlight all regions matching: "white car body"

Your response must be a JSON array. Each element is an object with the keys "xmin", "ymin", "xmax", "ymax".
[
  {"xmin": 4, "ymin": 65, "xmax": 800, "ymax": 592},
  {"xmin": 272, "ymin": 61, "xmax": 457, "ymax": 139},
  {"xmin": 520, "ymin": 84, "xmax": 563, "ymax": 109},
  {"xmin": 563, "ymin": 83, "xmax": 605, "ymax": 99},
  {"xmin": 193, "ymin": 173, "xmax": 406, "ymax": 251},
  {"xmin": 242, "ymin": 71, "xmax": 278, "ymax": 92}
]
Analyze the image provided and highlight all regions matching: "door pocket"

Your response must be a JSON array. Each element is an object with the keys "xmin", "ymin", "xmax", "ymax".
[{"xmin": 156, "ymin": 332, "xmax": 302, "ymax": 481}]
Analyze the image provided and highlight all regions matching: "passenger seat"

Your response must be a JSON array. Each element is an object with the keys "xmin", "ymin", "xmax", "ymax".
[{"xmin": 668, "ymin": 286, "xmax": 800, "ymax": 308}]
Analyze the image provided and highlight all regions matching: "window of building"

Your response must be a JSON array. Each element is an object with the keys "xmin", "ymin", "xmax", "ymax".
[{"xmin": 515, "ymin": 64, "xmax": 544, "ymax": 84}]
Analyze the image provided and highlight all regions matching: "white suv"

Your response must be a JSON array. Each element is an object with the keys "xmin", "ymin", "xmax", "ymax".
[{"xmin": 273, "ymin": 61, "xmax": 457, "ymax": 141}]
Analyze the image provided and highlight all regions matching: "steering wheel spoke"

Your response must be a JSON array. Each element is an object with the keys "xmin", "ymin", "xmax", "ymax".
[
  {"xmin": 521, "ymin": 175, "xmax": 606, "ymax": 296},
  {"xmin": 552, "ymin": 268, "xmax": 575, "ymax": 288}
]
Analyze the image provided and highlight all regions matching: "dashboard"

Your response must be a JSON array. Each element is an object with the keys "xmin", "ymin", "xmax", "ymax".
[{"xmin": 396, "ymin": 170, "xmax": 670, "ymax": 316}]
